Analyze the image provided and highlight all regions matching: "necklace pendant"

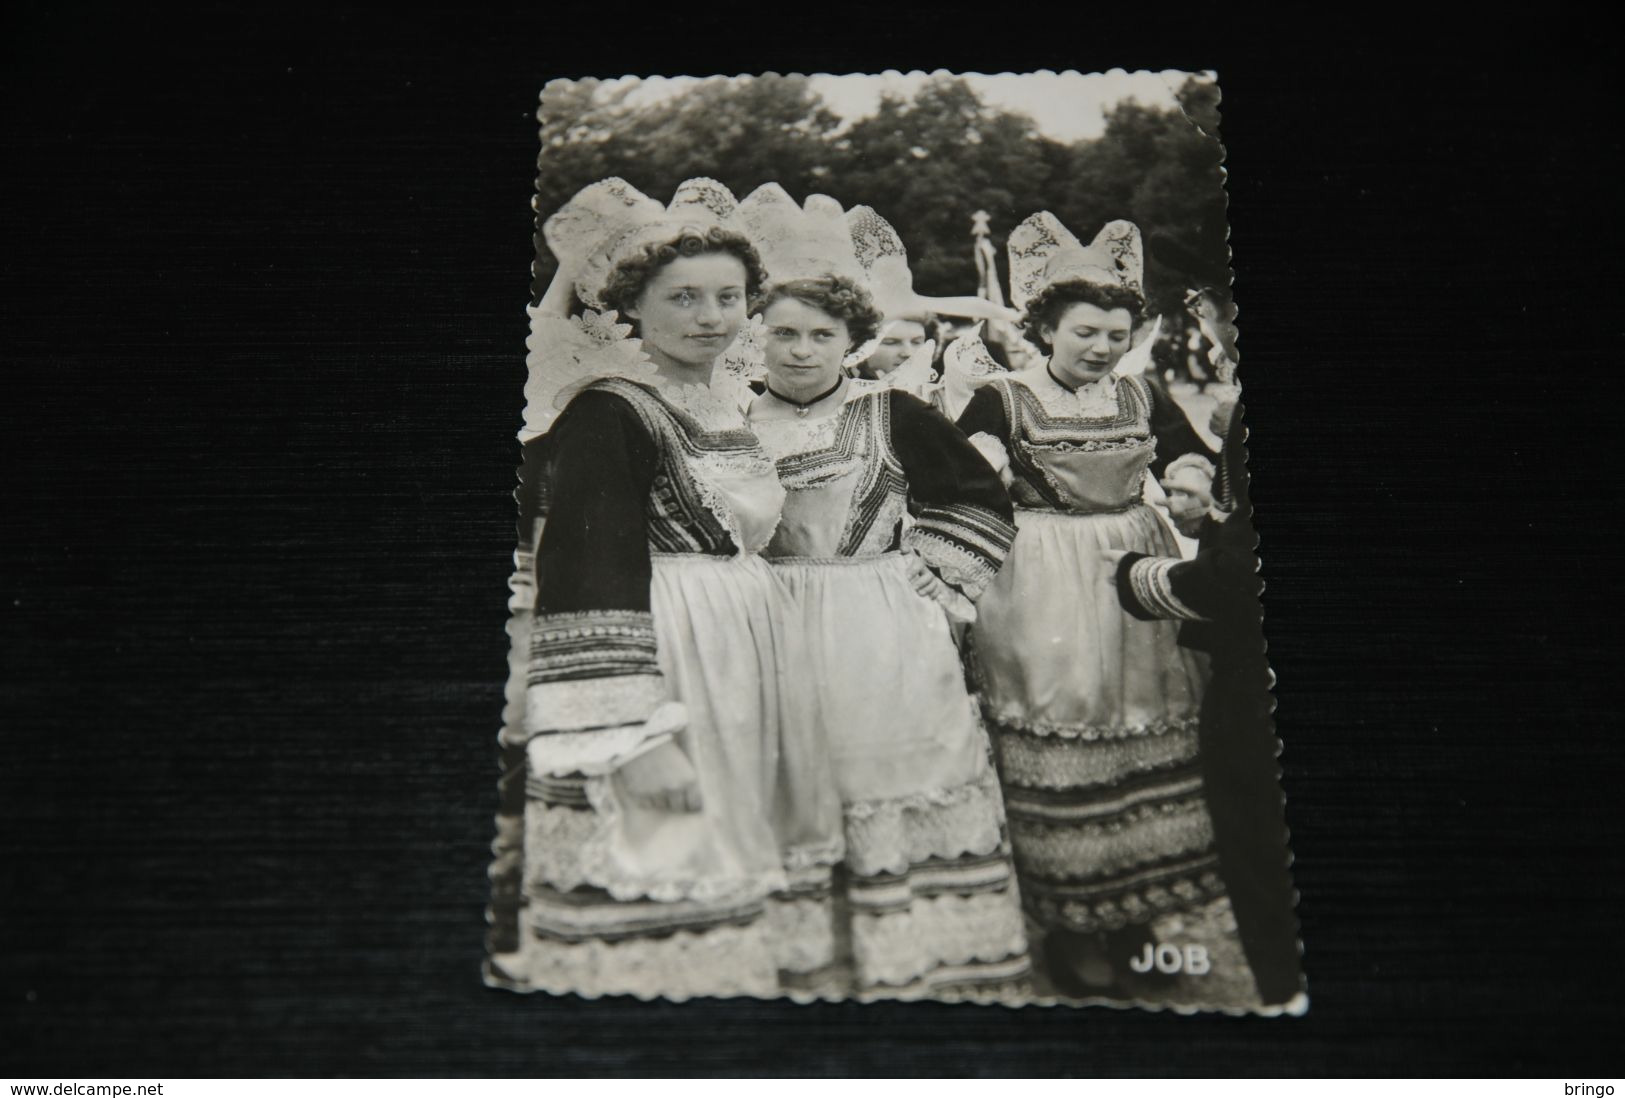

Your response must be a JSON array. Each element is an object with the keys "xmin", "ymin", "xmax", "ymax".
[{"xmin": 795, "ymin": 406, "xmax": 810, "ymax": 418}]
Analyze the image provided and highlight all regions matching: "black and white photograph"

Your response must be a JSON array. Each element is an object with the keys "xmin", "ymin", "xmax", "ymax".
[
  {"xmin": 9, "ymin": 12, "xmax": 1621, "ymax": 1080},
  {"xmin": 485, "ymin": 70, "xmax": 1302, "ymax": 1011}
]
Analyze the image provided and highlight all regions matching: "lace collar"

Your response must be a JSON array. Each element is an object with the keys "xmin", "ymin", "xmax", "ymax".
[
  {"xmin": 1023, "ymin": 364, "xmax": 1121, "ymax": 419},
  {"xmin": 746, "ymin": 383, "xmax": 872, "ymax": 462},
  {"xmin": 648, "ymin": 373, "xmax": 750, "ymax": 432}
]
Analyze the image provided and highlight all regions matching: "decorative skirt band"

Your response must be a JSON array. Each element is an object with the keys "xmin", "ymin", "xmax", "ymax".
[
  {"xmin": 1014, "ymin": 500, "xmax": 1147, "ymax": 518},
  {"xmin": 648, "ymin": 550, "xmax": 746, "ymax": 564},
  {"xmin": 765, "ymin": 550, "xmax": 902, "ymax": 568}
]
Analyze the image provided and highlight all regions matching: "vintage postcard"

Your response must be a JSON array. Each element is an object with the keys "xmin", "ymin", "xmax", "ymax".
[{"xmin": 485, "ymin": 70, "xmax": 1303, "ymax": 1013}]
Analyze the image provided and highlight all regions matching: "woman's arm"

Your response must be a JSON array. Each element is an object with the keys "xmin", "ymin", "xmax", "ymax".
[
  {"xmin": 890, "ymin": 391, "xmax": 1017, "ymax": 605},
  {"xmin": 953, "ymin": 383, "xmax": 1014, "ymax": 486},
  {"xmin": 525, "ymin": 389, "xmax": 685, "ymax": 781}
]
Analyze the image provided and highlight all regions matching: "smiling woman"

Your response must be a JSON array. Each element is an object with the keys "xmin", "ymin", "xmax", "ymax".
[{"xmin": 1023, "ymin": 281, "xmax": 1145, "ymax": 389}]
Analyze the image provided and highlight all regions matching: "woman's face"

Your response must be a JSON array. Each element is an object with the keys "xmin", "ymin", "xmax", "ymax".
[
  {"xmin": 1044, "ymin": 301, "xmax": 1134, "ymax": 387},
  {"xmin": 866, "ymin": 318, "xmax": 929, "ymax": 376},
  {"xmin": 623, "ymin": 252, "xmax": 749, "ymax": 370},
  {"xmin": 761, "ymin": 296, "xmax": 851, "ymax": 397}
]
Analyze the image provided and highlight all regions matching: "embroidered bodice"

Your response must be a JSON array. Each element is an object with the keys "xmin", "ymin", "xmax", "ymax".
[
  {"xmin": 593, "ymin": 377, "xmax": 785, "ymax": 558},
  {"xmin": 750, "ymin": 391, "xmax": 907, "ymax": 560},
  {"xmin": 521, "ymin": 375, "xmax": 787, "ymax": 771},
  {"xmin": 986, "ymin": 370, "xmax": 1157, "ymax": 514}
]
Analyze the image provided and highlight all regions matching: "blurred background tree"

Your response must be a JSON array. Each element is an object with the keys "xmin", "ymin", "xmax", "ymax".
[
  {"xmin": 817, "ymin": 77, "xmax": 1062, "ymax": 297},
  {"xmin": 530, "ymin": 74, "xmax": 1229, "ymax": 330},
  {"xmin": 1059, "ymin": 77, "xmax": 1229, "ymax": 317},
  {"xmin": 532, "ymin": 75, "xmax": 842, "ymax": 293}
]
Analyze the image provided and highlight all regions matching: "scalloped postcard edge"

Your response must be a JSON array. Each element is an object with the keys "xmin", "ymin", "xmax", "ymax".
[{"xmin": 493, "ymin": 69, "xmax": 1305, "ymax": 1017}]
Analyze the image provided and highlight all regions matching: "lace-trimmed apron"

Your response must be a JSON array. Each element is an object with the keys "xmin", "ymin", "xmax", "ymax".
[
  {"xmin": 969, "ymin": 377, "xmax": 1224, "ymax": 935},
  {"xmin": 512, "ymin": 409, "xmax": 843, "ymax": 1002},
  {"xmin": 755, "ymin": 393, "xmax": 1031, "ymax": 998}
]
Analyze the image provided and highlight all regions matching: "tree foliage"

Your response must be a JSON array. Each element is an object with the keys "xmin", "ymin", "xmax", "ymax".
[{"xmin": 531, "ymin": 74, "xmax": 1228, "ymax": 319}]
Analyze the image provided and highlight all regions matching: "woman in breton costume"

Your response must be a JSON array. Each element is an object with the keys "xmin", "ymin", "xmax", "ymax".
[
  {"xmin": 485, "ymin": 178, "xmax": 843, "ymax": 999},
  {"xmin": 844, "ymin": 219, "xmax": 1017, "ymax": 417},
  {"xmin": 734, "ymin": 185, "xmax": 1031, "ymax": 999},
  {"xmin": 850, "ymin": 310, "xmax": 935, "ymax": 384},
  {"xmin": 955, "ymin": 214, "xmax": 1225, "ymax": 995}
]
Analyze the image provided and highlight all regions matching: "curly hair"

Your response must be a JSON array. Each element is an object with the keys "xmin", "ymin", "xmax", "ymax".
[
  {"xmin": 750, "ymin": 275, "xmax": 882, "ymax": 348},
  {"xmin": 600, "ymin": 226, "xmax": 768, "ymax": 320},
  {"xmin": 1020, "ymin": 279, "xmax": 1145, "ymax": 353},
  {"xmin": 882, "ymin": 310, "xmax": 938, "ymax": 333}
]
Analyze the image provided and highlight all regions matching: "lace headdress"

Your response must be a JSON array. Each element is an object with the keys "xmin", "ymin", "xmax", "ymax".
[
  {"xmin": 736, "ymin": 184, "xmax": 867, "ymax": 287},
  {"xmin": 736, "ymin": 185, "xmax": 881, "ymax": 369},
  {"xmin": 1007, "ymin": 213, "xmax": 1144, "ymax": 311},
  {"xmin": 942, "ymin": 322, "xmax": 1009, "ymax": 389},
  {"xmin": 1114, "ymin": 314, "xmax": 1162, "ymax": 377},
  {"xmin": 519, "ymin": 178, "xmax": 750, "ymax": 441},
  {"xmin": 847, "ymin": 205, "xmax": 1016, "ymax": 325},
  {"xmin": 736, "ymin": 186, "xmax": 1018, "ymax": 378},
  {"xmin": 543, "ymin": 177, "xmax": 743, "ymax": 311}
]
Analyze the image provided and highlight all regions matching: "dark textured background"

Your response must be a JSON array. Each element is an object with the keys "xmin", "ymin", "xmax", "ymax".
[{"xmin": 4, "ymin": 8, "xmax": 1621, "ymax": 1078}]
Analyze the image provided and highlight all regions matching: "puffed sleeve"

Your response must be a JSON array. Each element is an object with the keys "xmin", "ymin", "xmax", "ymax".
[
  {"xmin": 1139, "ymin": 375, "xmax": 1219, "ymax": 480},
  {"xmin": 524, "ymin": 388, "xmax": 683, "ymax": 776},
  {"xmin": 889, "ymin": 391, "xmax": 1017, "ymax": 603},
  {"xmin": 952, "ymin": 383, "xmax": 1013, "ymax": 484}
]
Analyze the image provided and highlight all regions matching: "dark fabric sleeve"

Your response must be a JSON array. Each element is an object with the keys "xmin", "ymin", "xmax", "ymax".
[
  {"xmin": 953, "ymin": 383, "xmax": 1010, "ymax": 446},
  {"xmin": 1165, "ymin": 509, "xmax": 1262, "ymax": 624},
  {"xmin": 890, "ymin": 391, "xmax": 1017, "ymax": 600},
  {"xmin": 1115, "ymin": 550, "xmax": 1160, "ymax": 621},
  {"xmin": 524, "ymin": 388, "xmax": 671, "ymax": 760},
  {"xmin": 1142, "ymin": 375, "xmax": 1219, "ymax": 480},
  {"xmin": 1115, "ymin": 509, "xmax": 1260, "ymax": 627},
  {"xmin": 534, "ymin": 389, "xmax": 658, "ymax": 614}
]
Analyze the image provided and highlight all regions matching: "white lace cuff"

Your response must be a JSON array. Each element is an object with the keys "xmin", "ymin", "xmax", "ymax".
[
  {"xmin": 905, "ymin": 502, "xmax": 1016, "ymax": 604},
  {"xmin": 968, "ymin": 431, "xmax": 1013, "ymax": 487},
  {"xmin": 527, "ymin": 700, "xmax": 686, "ymax": 778},
  {"xmin": 900, "ymin": 549, "xmax": 979, "ymax": 624}
]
